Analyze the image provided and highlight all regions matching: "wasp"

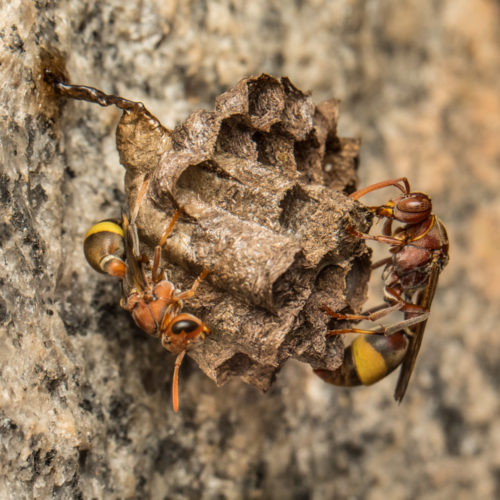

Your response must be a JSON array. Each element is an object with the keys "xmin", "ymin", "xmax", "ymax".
[
  {"xmin": 84, "ymin": 180, "xmax": 210, "ymax": 412},
  {"xmin": 315, "ymin": 177, "xmax": 449, "ymax": 401},
  {"xmin": 50, "ymin": 76, "xmax": 211, "ymax": 411}
]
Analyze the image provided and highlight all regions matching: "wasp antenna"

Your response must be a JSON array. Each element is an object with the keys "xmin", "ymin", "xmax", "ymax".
[
  {"xmin": 350, "ymin": 177, "xmax": 409, "ymax": 200},
  {"xmin": 199, "ymin": 268, "xmax": 210, "ymax": 280},
  {"xmin": 172, "ymin": 350, "xmax": 187, "ymax": 413}
]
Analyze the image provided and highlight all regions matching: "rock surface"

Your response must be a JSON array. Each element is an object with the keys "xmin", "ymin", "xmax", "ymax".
[{"xmin": 1, "ymin": 1, "xmax": 499, "ymax": 499}]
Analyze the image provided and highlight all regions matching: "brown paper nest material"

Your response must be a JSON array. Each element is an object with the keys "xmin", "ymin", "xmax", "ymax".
[{"xmin": 96, "ymin": 74, "xmax": 371, "ymax": 390}]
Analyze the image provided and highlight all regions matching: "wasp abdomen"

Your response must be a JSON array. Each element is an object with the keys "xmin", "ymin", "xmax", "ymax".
[
  {"xmin": 83, "ymin": 220, "xmax": 127, "ymax": 278},
  {"xmin": 315, "ymin": 332, "xmax": 409, "ymax": 387}
]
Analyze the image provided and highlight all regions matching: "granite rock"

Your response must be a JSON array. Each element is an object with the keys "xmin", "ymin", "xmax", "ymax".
[{"xmin": 1, "ymin": 1, "xmax": 499, "ymax": 499}]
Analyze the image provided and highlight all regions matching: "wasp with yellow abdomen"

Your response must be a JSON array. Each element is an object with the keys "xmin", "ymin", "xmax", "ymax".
[
  {"xmin": 83, "ymin": 180, "xmax": 210, "ymax": 412},
  {"xmin": 50, "ymin": 76, "xmax": 211, "ymax": 412},
  {"xmin": 315, "ymin": 177, "xmax": 449, "ymax": 401}
]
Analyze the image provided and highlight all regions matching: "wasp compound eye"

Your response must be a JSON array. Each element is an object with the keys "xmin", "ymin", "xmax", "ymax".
[
  {"xmin": 83, "ymin": 220, "xmax": 127, "ymax": 278},
  {"xmin": 171, "ymin": 319, "xmax": 200, "ymax": 335}
]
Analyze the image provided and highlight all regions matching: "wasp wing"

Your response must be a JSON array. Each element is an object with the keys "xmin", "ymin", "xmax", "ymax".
[
  {"xmin": 394, "ymin": 260, "xmax": 441, "ymax": 402},
  {"xmin": 121, "ymin": 212, "xmax": 149, "ymax": 293}
]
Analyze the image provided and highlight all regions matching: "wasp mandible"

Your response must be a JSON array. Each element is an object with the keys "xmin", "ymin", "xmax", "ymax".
[{"xmin": 315, "ymin": 177, "xmax": 449, "ymax": 401}]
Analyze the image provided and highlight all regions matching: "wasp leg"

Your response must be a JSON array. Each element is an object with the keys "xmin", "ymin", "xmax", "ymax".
[
  {"xmin": 347, "ymin": 226, "xmax": 405, "ymax": 246},
  {"xmin": 328, "ymin": 327, "xmax": 386, "ymax": 336},
  {"xmin": 322, "ymin": 286, "xmax": 428, "ymax": 324},
  {"xmin": 174, "ymin": 269, "xmax": 209, "ymax": 302},
  {"xmin": 150, "ymin": 210, "xmax": 183, "ymax": 283},
  {"xmin": 327, "ymin": 313, "xmax": 430, "ymax": 337},
  {"xmin": 323, "ymin": 302, "xmax": 428, "ymax": 323},
  {"xmin": 159, "ymin": 210, "xmax": 182, "ymax": 247},
  {"xmin": 371, "ymin": 256, "xmax": 392, "ymax": 270},
  {"xmin": 322, "ymin": 300, "xmax": 403, "ymax": 323}
]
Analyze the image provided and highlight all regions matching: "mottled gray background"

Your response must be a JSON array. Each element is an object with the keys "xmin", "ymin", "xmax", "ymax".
[{"xmin": 1, "ymin": 1, "xmax": 499, "ymax": 499}]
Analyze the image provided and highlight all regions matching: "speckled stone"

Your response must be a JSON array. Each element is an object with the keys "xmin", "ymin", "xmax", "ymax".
[{"xmin": 1, "ymin": 1, "xmax": 499, "ymax": 499}]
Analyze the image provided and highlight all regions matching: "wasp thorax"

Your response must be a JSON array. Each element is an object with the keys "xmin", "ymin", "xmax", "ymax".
[
  {"xmin": 122, "ymin": 280, "xmax": 176, "ymax": 336},
  {"xmin": 83, "ymin": 220, "xmax": 127, "ymax": 277}
]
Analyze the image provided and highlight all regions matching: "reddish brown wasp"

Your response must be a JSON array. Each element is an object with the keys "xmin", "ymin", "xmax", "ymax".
[
  {"xmin": 84, "ymin": 179, "xmax": 210, "ymax": 412},
  {"xmin": 52, "ymin": 76, "xmax": 211, "ymax": 411},
  {"xmin": 315, "ymin": 177, "xmax": 449, "ymax": 401}
]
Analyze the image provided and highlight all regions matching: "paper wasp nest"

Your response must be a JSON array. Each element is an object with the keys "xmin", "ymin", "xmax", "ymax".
[{"xmin": 116, "ymin": 74, "xmax": 370, "ymax": 390}]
